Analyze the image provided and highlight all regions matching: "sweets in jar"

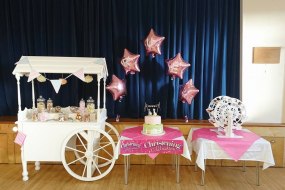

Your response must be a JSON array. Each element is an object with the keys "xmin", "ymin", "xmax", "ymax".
[
  {"xmin": 79, "ymin": 98, "xmax": 85, "ymax": 112},
  {"xmin": 37, "ymin": 96, "xmax": 46, "ymax": 113},
  {"xmin": 86, "ymin": 97, "xmax": 95, "ymax": 113},
  {"xmin": 47, "ymin": 98, "xmax": 53, "ymax": 112}
]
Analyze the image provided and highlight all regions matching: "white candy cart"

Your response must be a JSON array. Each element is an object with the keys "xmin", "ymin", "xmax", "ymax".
[{"xmin": 12, "ymin": 56, "xmax": 119, "ymax": 181}]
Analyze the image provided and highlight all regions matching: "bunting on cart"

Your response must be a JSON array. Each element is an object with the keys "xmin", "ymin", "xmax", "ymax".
[
  {"xmin": 28, "ymin": 69, "xmax": 41, "ymax": 82},
  {"xmin": 50, "ymin": 79, "xmax": 62, "ymax": 93},
  {"xmin": 25, "ymin": 66, "xmax": 86, "ymax": 84},
  {"xmin": 72, "ymin": 68, "xmax": 86, "ymax": 82},
  {"xmin": 15, "ymin": 56, "xmax": 29, "ymax": 65},
  {"xmin": 20, "ymin": 56, "xmax": 89, "ymax": 92},
  {"xmin": 14, "ymin": 132, "xmax": 26, "ymax": 146}
]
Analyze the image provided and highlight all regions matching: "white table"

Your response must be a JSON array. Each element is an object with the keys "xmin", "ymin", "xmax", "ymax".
[
  {"xmin": 115, "ymin": 126, "xmax": 191, "ymax": 184},
  {"xmin": 187, "ymin": 128, "xmax": 275, "ymax": 185}
]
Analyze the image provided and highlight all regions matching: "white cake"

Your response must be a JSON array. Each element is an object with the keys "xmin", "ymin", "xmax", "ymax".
[{"xmin": 143, "ymin": 115, "xmax": 164, "ymax": 135}]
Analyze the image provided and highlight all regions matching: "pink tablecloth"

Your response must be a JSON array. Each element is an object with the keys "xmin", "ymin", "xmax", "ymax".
[
  {"xmin": 192, "ymin": 128, "xmax": 261, "ymax": 161},
  {"xmin": 120, "ymin": 126, "xmax": 184, "ymax": 159}
]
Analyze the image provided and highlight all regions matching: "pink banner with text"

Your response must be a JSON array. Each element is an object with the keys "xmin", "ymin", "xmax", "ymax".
[
  {"xmin": 120, "ymin": 139, "xmax": 184, "ymax": 155},
  {"xmin": 120, "ymin": 126, "xmax": 184, "ymax": 158}
]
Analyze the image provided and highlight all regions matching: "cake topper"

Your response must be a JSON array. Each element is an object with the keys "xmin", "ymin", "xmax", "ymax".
[
  {"xmin": 144, "ymin": 102, "xmax": 160, "ymax": 116},
  {"xmin": 147, "ymin": 109, "xmax": 152, "ymax": 116},
  {"xmin": 152, "ymin": 108, "xmax": 157, "ymax": 116}
]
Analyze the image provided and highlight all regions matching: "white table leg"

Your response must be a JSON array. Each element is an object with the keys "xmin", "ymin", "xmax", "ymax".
[
  {"xmin": 175, "ymin": 154, "xmax": 180, "ymax": 183},
  {"xmin": 128, "ymin": 155, "xmax": 131, "ymax": 170},
  {"xmin": 201, "ymin": 159, "xmax": 206, "ymax": 186},
  {"xmin": 21, "ymin": 147, "xmax": 28, "ymax": 181},
  {"xmin": 201, "ymin": 171, "xmax": 205, "ymax": 185},
  {"xmin": 256, "ymin": 161, "xmax": 260, "ymax": 186},
  {"xmin": 35, "ymin": 161, "xmax": 40, "ymax": 171},
  {"xmin": 172, "ymin": 154, "xmax": 175, "ymax": 169},
  {"xmin": 242, "ymin": 160, "xmax": 246, "ymax": 172},
  {"xmin": 124, "ymin": 155, "xmax": 129, "ymax": 185},
  {"xmin": 195, "ymin": 154, "xmax": 198, "ymax": 172}
]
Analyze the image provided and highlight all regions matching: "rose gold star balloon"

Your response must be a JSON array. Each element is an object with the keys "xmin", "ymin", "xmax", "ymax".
[
  {"xmin": 120, "ymin": 49, "xmax": 140, "ymax": 75},
  {"xmin": 179, "ymin": 79, "xmax": 199, "ymax": 104},
  {"xmin": 166, "ymin": 53, "xmax": 190, "ymax": 80},
  {"xmin": 144, "ymin": 28, "xmax": 165, "ymax": 57},
  {"xmin": 106, "ymin": 75, "xmax": 127, "ymax": 101}
]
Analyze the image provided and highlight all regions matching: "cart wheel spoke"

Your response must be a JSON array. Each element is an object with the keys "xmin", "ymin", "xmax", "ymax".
[
  {"xmin": 93, "ymin": 143, "xmax": 112, "ymax": 153},
  {"xmin": 100, "ymin": 147, "xmax": 113, "ymax": 157},
  {"xmin": 106, "ymin": 128, "xmax": 112, "ymax": 134},
  {"xmin": 105, "ymin": 123, "xmax": 119, "ymax": 145},
  {"xmin": 78, "ymin": 131, "xmax": 88, "ymax": 141},
  {"xmin": 93, "ymin": 154, "xmax": 113, "ymax": 162},
  {"xmin": 76, "ymin": 144, "xmax": 87, "ymax": 147},
  {"xmin": 76, "ymin": 133, "xmax": 87, "ymax": 150},
  {"xmin": 99, "ymin": 141, "xmax": 113, "ymax": 145},
  {"xmin": 92, "ymin": 160, "xmax": 102, "ymax": 175},
  {"xmin": 67, "ymin": 155, "xmax": 86, "ymax": 166},
  {"xmin": 100, "ymin": 129, "xmax": 112, "ymax": 141},
  {"xmin": 66, "ymin": 146, "xmax": 85, "ymax": 154},
  {"xmin": 82, "ymin": 162, "xmax": 88, "ymax": 177}
]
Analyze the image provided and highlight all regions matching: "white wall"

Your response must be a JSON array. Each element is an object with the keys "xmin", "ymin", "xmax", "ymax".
[{"xmin": 242, "ymin": 0, "xmax": 285, "ymax": 123}]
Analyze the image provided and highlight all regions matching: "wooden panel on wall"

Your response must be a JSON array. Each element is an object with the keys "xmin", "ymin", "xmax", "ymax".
[
  {"xmin": 263, "ymin": 136, "xmax": 284, "ymax": 167},
  {"xmin": 7, "ymin": 133, "xmax": 15, "ymax": 163},
  {"xmin": 14, "ymin": 136, "xmax": 22, "ymax": 163},
  {"xmin": 0, "ymin": 134, "xmax": 8, "ymax": 163},
  {"xmin": 252, "ymin": 47, "xmax": 281, "ymax": 64},
  {"xmin": 0, "ymin": 124, "xmax": 16, "ymax": 163},
  {"xmin": 128, "ymin": 155, "xmax": 146, "ymax": 165}
]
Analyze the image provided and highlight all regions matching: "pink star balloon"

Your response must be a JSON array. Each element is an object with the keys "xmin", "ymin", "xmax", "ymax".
[
  {"xmin": 144, "ymin": 28, "xmax": 165, "ymax": 57},
  {"xmin": 166, "ymin": 53, "xmax": 190, "ymax": 80},
  {"xmin": 106, "ymin": 75, "xmax": 127, "ymax": 101},
  {"xmin": 120, "ymin": 49, "xmax": 140, "ymax": 75},
  {"xmin": 179, "ymin": 79, "xmax": 199, "ymax": 104}
]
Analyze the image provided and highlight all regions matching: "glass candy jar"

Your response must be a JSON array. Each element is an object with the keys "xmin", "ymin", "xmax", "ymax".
[
  {"xmin": 47, "ymin": 98, "xmax": 53, "ymax": 112},
  {"xmin": 32, "ymin": 109, "xmax": 38, "ymax": 121},
  {"xmin": 79, "ymin": 98, "xmax": 85, "ymax": 112},
  {"xmin": 86, "ymin": 97, "xmax": 95, "ymax": 113},
  {"xmin": 37, "ymin": 95, "xmax": 46, "ymax": 113}
]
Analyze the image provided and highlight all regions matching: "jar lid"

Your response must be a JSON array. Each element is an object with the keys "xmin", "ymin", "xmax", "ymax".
[
  {"xmin": 87, "ymin": 97, "xmax": 94, "ymax": 103},
  {"xmin": 37, "ymin": 95, "xmax": 45, "ymax": 101}
]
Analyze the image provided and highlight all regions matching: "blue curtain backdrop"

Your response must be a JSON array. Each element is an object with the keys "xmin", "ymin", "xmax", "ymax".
[{"xmin": 0, "ymin": 0, "xmax": 240, "ymax": 119}]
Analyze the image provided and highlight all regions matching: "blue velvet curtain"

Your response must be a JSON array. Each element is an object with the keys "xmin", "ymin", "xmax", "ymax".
[{"xmin": 0, "ymin": 0, "xmax": 240, "ymax": 119}]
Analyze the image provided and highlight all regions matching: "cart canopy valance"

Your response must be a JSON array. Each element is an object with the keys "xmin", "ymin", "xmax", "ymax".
[{"xmin": 12, "ymin": 56, "xmax": 108, "ymax": 78}]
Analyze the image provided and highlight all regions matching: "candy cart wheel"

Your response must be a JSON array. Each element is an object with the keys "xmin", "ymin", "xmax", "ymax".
[
  {"xmin": 61, "ymin": 128, "xmax": 116, "ymax": 181},
  {"xmin": 73, "ymin": 122, "xmax": 119, "ymax": 167}
]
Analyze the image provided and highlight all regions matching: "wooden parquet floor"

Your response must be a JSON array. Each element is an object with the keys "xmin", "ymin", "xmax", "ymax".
[{"xmin": 0, "ymin": 164, "xmax": 284, "ymax": 190}]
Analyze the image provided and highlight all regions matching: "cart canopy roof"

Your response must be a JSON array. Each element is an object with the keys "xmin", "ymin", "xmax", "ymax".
[{"xmin": 12, "ymin": 56, "xmax": 108, "ymax": 78}]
